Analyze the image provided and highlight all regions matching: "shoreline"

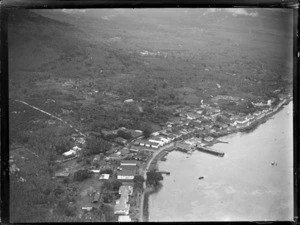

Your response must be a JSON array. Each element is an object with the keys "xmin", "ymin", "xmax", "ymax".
[
  {"xmin": 142, "ymin": 185, "xmax": 162, "ymax": 222},
  {"xmin": 205, "ymin": 98, "xmax": 292, "ymax": 142},
  {"xmin": 141, "ymin": 98, "xmax": 292, "ymax": 222}
]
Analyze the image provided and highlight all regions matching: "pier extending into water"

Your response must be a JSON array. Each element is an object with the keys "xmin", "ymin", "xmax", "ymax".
[
  {"xmin": 196, "ymin": 147, "xmax": 225, "ymax": 157},
  {"xmin": 158, "ymin": 171, "xmax": 170, "ymax": 175}
]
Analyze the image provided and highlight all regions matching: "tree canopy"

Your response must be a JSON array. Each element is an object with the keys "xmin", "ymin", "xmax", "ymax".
[
  {"xmin": 146, "ymin": 170, "xmax": 163, "ymax": 186},
  {"xmin": 117, "ymin": 130, "xmax": 132, "ymax": 140},
  {"xmin": 85, "ymin": 137, "xmax": 112, "ymax": 156},
  {"xmin": 142, "ymin": 128, "xmax": 151, "ymax": 138}
]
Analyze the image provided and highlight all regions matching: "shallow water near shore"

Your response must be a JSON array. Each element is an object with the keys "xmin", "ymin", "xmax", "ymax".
[{"xmin": 148, "ymin": 102, "xmax": 293, "ymax": 222}]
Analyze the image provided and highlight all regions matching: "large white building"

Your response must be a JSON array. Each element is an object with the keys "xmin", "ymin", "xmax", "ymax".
[
  {"xmin": 149, "ymin": 135, "xmax": 172, "ymax": 146},
  {"xmin": 114, "ymin": 186, "xmax": 133, "ymax": 215},
  {"xmin": 62, "ymin": 149, "xmax": 76, "ymax": 157}
]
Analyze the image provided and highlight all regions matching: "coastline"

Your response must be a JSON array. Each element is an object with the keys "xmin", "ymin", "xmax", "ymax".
[
  {"xmin": 205, "ymin": 98, "xmax": 292, "ymax": 143},
  {"xmin": 141, "ymin": 98, "xmax": 292, "ymax": 222},
  {"xmin": 142, "ymin": 185, "xmax": 162, "ymax": 222}
]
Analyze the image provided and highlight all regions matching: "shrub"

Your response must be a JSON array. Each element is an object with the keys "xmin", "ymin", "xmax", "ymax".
[
  {"xmin": 85, "ymin": 159, "xmax": 91, "ymax": 165},
  {"xmin": 100, "ymin": 168, "xmax": 113, "ymax": 175},
  {"xmin": 73, "ymin": 169, "xmax": 91, "ymax": 182},
  {"xmin": 63, "ymin": 178, "xmax": 70, "ymax": 184},
  {"xmin": 117, "ymin": 130, "xmax": 132, "ymax": 140},
  {"xmin": 64, "ymin": 205, "xmax": 77, "ymax": 217},
  {"xmin": 85, "ymin": 137, "xmax": 112, "ymax": 156}
]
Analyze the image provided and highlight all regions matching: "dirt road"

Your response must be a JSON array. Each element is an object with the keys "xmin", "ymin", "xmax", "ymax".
[{"xmin": 15, "ymin": 99, "xmax": 86, "ymax": 137}]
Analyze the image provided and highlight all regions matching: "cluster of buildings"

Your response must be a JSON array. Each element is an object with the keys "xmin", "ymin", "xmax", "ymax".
[
  {"xmin": 61, "ymin": 134, "xmax": 86, "ymax": 159},
  {"xmin": 54, "ymin": 93, "xmax": 291, "ymax": 222},
  {"xmin": 114, "ymin": 96, "xmax": 290, "ymax": 155},
  {"xmin": 59, "ymin": 95, "xmax": 291, "ymax": 178},
  {"xmin": 102, "ymin": 127, "xmax": 143, "ymax": 147},
  {"xmin": 229, "ymin": 98, "xmax": 289, "ymax": 129},
  {"xmin": 134, "ymin": 134, "xmax": 173, "ymax": 149},
  {"xmin": 59, "ymin": 94, "xmax": 290, "ymax": 163}
]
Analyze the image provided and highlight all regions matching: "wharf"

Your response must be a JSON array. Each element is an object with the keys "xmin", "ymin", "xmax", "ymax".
[
  {"xmin": 196, "ymin": 146, "xmax": 224, "ymax": 157},
  {"xmin": 158, "ymin": 171, "xmax": 170, "ymax": 175}
]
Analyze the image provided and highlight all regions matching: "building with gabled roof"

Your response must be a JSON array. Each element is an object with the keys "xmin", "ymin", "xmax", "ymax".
[
  {"xmin": 117, "ymin": 165, "xmax": 136, "ymax": 180},
  {"xmin": 114, "ymin": 185, "xmax": 133, "ymax": 215}
]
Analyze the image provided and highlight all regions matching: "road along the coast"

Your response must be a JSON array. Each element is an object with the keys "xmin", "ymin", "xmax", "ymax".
[{"xmin": 139, "ymin": 142, "xmax": 175, "ymax": 222}]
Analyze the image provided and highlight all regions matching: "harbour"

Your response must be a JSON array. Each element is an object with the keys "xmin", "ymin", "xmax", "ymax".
[{"xmin": 148, "ymin": 102, "xmax": 293, "ymax": 221}]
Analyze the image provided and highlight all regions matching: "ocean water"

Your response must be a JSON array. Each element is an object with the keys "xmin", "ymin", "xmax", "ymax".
[{"xmin": 148, "ymin": 102, "xmax": 293, "ymax": 222}]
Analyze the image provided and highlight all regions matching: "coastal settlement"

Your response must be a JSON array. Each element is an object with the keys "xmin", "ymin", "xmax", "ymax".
[{"xmin": 10, "ymin": 94, "xmax": 292, "ymax": 222}]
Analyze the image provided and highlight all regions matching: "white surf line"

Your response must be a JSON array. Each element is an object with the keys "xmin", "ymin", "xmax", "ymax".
[{"xmin": 15, "ymin": 99, "xmax": 87, "ymax": 137}]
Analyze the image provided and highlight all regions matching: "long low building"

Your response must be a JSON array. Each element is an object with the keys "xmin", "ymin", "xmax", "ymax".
[
  {"xmin": 136, "ymin": 140, "xmax": 160, "ymax": 148},
  {"xmin": 120, "ymin": 160, "xmax": 137, "ymax": 166},
  {"xmin": 117, "ymin": 165, "xmax": 137, "ymax": 180}
]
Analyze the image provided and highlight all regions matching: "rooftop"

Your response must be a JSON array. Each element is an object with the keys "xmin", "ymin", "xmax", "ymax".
[
  {"xmin": 99, "ymin": 174, "xmax": 110, "ymax": 180},
  {"xmin": 118, "ymin": 215, "xmax": 131, "ymax": 222},
  {"xmin": 114, "ymin": 137, "xmax": 127, "ymax": 143},
  {"xmin": 137, "ymin": 139, "xmax": 159, "ymax": 146},
  {"xmin": 149, "ymin": 135, "xmax": 164, "ymax": 141},
  {"xmin": 120, "ymin": 160, "xmax": 137, "ymax": 165},
  {"xmin": 114, "ymin": 198, "xmax": 130, "ymax": 214},
  {"xmin": 176, "ymin": 142, "xmax": 191, "ymax": 149},
  {"xmin": 55, "ymin": 172, "xmax": 70, "ymax": 177},
  {"xmin": 118, "ymin": 165, "xmax": 137, "ymax": 176},
  {"xmin": 119, "ymin": 185, "xmax": 133, "ymax": 196}
]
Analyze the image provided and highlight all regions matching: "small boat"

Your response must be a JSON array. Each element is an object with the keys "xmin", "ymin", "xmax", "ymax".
[{"xmin": 198, "ymin": 176, "xmax": 204, "ymax": 180}]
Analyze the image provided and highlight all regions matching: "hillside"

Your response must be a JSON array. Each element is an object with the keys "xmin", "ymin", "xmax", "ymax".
[
  {"xmin": 8, "ymin": 8, "xmax": 293, "ymax": 222},
  {"xmin": 10, "ymin": 9, "xmax": 292, "ymax": 136}
]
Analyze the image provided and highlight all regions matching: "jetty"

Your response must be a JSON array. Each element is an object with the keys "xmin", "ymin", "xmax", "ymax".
[
  {"xmin": 196, "ymin": 146, "xmax": 225, "ymax": 157},
  {"xmin": 158, "ymin": 171, "xmax": 170, "ymax": 175}
]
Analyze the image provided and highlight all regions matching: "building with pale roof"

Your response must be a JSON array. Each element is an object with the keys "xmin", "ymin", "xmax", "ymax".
[{"xmin": 118, "ymin": 215, "xmax": 131, "ymax": 222}]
